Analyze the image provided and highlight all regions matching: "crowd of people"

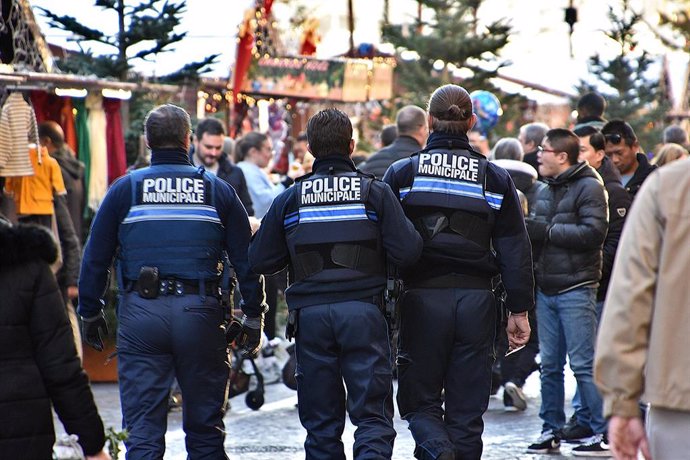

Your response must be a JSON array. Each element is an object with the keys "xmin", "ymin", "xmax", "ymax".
[{"xmin": 1, "ymin": 83, "xmax": 688, "ymax": 460}]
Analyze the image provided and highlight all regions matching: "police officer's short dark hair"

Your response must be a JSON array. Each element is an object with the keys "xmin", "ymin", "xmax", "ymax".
[
  {"xmin": 574, "ymin": 125, "xmax": 606, "ymax": 151},
  {"xmin": 196, "ymin": 118, "xmax": 225, "ymax": 140},
  {"xmin": 545, "ymin": 128, "xmax": 580, "ymax": 165},
  {"xmin": 427, "ymin": 84, "xmax": 473, "ymax": 134},
  {"xmin": 235, "ymin": 132, "xmax": 268, "ymax": 162},
  {"xmin": 306, "ymin": 108, "xmax": 353, "ymax": 157},
  {"xmin": 144, "ymin": 104, "xmax": 191, "ymax": 150}
]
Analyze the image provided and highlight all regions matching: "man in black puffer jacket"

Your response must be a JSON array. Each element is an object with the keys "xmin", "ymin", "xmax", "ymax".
[
  {"xmin": 0, "ymin": 217, "xmax": 109, "ymax": 459},
  {"xmin": 524, "ymin": 129, "xmax": 610, "ymax": 457}
]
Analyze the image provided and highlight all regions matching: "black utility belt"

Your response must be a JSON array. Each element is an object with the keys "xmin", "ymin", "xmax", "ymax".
[
  {"xmin": 408, "ymin": 273, "xmax": 491, "ymax": 290},
  {"xmin": 128, "ymin": 279, "xmax": 220, "ymax": 298}
]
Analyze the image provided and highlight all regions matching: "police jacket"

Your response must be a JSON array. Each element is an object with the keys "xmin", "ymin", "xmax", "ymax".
[
  {"xmin": 78, "ymin": 148, "xmax": 264, "ymax": 319},
  {"xmin": 249, "ymin": 155, "xmax": 422, "ymax": 309},
  {"xmin": 384, "ymin": 131, "xmax": 535, "ymax": 314},
  {"xmin": 625, "ymin": 153, "xmax": 657, "ymax": 200},
  {"xmin": 359, "ymin": 135, "xmax": 423, "ymax": 178},
  {"xmin": 528, "ymin": 161, "xmax": 608, "ymax": 295},
  {"xmin": 596, "ymin": 156, "xmax": 631, "ymax": 301},
  {"xmin": 0, "ymin": 223, "xmax": 105, "ymax": 458}
]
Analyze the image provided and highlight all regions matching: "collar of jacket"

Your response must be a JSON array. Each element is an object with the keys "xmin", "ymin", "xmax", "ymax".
[
  {"xmin": 597, "ymin": 155, "xmax": 622, "ymax": 185},
  {"xmin": 547, "ymin": 161, "xmax": 600, "ymax": 186},
  {"xmin": 390, "ymin": 135, "xmax": 423, "ymax": 150},
  {"xmin": 311, "ymin": 155, "xmax": 357, "ymax": 174},
  {"xmin": 424, "ymin": 131, "xmax": 478, "ymax": 155},
  {"xmin": 151, "ymin": 148, "xmax": 193, "ymax": 166}
]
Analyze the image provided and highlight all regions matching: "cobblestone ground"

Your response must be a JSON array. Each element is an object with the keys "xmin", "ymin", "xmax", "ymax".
[{"xmin": 57, "ymin": 368, "xmax": 586, "ymax": 459}]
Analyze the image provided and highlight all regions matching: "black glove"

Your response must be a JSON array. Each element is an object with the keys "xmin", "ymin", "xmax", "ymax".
[
  {"xmin": 237, "ymin": 314, "xmax": 264, "ymax": 358},
  {"xmin": 81, "ymin": 312, "xmax": 109, "ymax": 352},
  {"xmin": 525, "ymin": 218, "xmax": 549, "ymax": 242}
]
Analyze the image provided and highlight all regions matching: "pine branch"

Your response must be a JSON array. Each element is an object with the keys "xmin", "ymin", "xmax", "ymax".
[
  {"xmin": 37, "ymin": 7, "xmax": 114, "ymax": 47},
  {"xmin": 159, "ymin": 54, "xmax": 220, "ymax": 83}
]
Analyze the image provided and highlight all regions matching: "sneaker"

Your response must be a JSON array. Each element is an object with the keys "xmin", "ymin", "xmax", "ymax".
[
  {"xmin": 504, "ymin": 381, "xmax": 527, "ymax": 411},
  {"xmin": 572, "ymin": 433, "xmax": 611, "ymax": 457},
  {"xmin": 560, "ymin": 418, "xmax": 595, "ymax": 443},
  {"xmin": 527, "ymin": 430, "xmax": 561, "ymax": 454}
]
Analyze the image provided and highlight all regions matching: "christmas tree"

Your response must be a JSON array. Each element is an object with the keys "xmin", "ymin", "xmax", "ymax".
[
  {"xmin": 574, "ymin": 1, "xmax": 668, "ymax": 151},
  {"xmin": 382, "ymin": 0, "xmax": 522, "ymax": 137}
]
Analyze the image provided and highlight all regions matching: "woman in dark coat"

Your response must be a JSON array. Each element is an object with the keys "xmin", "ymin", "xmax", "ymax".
[{"xmin": 0, "ymin": 218, "xmax": 110, "ymax": 459}]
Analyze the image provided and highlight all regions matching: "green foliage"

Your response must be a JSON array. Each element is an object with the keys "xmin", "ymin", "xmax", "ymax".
[
  {"xmin": 574, "ymin": 1, "xmax": 669, "ymax": 151},
  {"xmin": 105, "ymin": 426, "xmax": 128, "ymax": 459},
  {"xmin": 382, "ymin": 0, "xmax": 523, "ymax": 138},
  {"xmin": 37, "ymin": 1, "xmax": 219, "ymax": 164},
  {"xmin": 38, "ymin": 0, "xmax": 191, "ymax": 80},
  {"xmin": 659, "ymin": 7, "xmax": 690, "ymax": 51}
]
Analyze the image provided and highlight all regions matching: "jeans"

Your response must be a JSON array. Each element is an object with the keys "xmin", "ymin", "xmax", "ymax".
[
  {"xmin": 536, "ymin": 286, "xmax": 607, "ymax": 435},
  {"xmin": 571, "ymin": 299, "xmax": 604, "ymax": 425}
]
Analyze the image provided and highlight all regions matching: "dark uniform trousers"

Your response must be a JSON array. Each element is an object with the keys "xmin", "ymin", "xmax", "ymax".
[
  {"xmin": 397, "ymin": 287, "xmax": 496, "ymax": 460},
  {"xmin": 295, "ymin": 300, "xmax": 396, "ymax": 460},
  {"xmin": 117, "ymin": 291, "xmax": 230, "ymax": 460}
]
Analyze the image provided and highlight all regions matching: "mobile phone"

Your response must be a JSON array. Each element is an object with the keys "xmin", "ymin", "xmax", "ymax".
[{"xmin": 505, "ymin": 345, "xmax": 526, "ymax": 357}]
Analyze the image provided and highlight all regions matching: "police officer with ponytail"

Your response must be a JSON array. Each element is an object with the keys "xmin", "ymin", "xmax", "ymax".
[
  {"xmin": 249, "ymin": 108, "xmax": 422, "ymax": 460},
  {"xmin": 383, "ymin": 85, "xmax": 534, "ymax": 460},
  {"xmin": 78, "ymin": 104, "xmax": 266, "ymax": 460}
]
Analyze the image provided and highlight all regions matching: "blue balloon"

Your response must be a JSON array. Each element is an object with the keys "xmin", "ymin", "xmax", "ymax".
[{"xmin": 470, "ymin": 90, "xmax": 501, "ymax": 135}]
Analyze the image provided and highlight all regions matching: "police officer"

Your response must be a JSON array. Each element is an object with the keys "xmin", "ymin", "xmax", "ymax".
[
  {"xmin": 78, "ymin": 104, "xmax": 265, "ymax": 460},
  {"xmin": 383, "ymin": 85, "xmax": 534, "ymax": 460},
  {"xmin": 249, "ymin": 108, "xmax": 422, "ymax": 460}
]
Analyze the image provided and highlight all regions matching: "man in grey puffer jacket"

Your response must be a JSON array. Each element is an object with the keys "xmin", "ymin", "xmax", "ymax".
[{"xmin": 524, "ymin": 129, "xmax": 610, "ymax": 457}]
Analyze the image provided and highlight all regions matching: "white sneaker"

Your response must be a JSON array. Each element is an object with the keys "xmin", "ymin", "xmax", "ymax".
[{"xmin": 504, "ymin": 381, "xmax": 527, "ymax": 411}]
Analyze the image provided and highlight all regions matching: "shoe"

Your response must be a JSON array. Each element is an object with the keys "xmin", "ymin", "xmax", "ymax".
[
  {"xmin": 527, "ymin": 430, "xmax": 561, "ymax": 454},
  {"xmin": 560, "ymin": 418, "xmax": 595, "ymax": 443},
  {"xmin": 572, "ymin": 433, "xmax": 611, "ymax": 457},
  {"xmin": 503, "ymin": 381, "xmax": 527, "ymax": 411}
]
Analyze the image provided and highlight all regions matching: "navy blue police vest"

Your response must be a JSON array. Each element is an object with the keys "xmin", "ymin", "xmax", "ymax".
[
  {"xmin": 118, "ymin": 164, "xmax": 225, "ymax": 281},
  {"xmin": 284, "ymin": 172, "xmax": 384, "ymax": 283},
  {"xmin": 401, "ymin": 148, "xmax": 499, "ymax": 249}
]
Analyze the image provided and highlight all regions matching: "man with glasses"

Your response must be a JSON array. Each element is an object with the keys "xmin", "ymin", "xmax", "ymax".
[
  {"xmin": 524, "ymin": 129, "xmax": 610, "ymax": 456},
  {"xmin": 601, "ymin": 120, "xmax": 657, "ymax": 200}
]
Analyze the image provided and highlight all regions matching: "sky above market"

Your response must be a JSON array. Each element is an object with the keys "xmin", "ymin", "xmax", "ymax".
[{"xmin": 30, "ymin": 0, "xmax": 687, "ymax": 105}]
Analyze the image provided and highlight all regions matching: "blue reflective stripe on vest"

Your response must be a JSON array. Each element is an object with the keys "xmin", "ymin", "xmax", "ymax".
[
  {"xmin": 118, "ymin": 165, "xmax": 224, "ymax": 281},
  {"xmin": 299, "ymin": 203, "xmax": 369, "ymax": 223}
]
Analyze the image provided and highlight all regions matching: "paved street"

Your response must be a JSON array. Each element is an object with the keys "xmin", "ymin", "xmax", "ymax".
[{"xmin": 56, "ymin": 365, "xmax": 589, "ymax": 459}]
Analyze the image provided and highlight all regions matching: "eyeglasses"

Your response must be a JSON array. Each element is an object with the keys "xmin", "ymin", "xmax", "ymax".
[
  {"xmin": 604, "ymin": 133, "xmax": 623, "ymax": 144},
  {"xmin": 537, "ymin": 146, "xmax": 559, "ymax": 154}
]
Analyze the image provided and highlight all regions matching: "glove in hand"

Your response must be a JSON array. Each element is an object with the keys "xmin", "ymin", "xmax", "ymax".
[
  {"xmin": 525, "ymin": 218, "xmax": 549, "ymax": 242},
  {"xmin": 81, "ymin": 312, "xmax": 109, "ymax": 352},
  {"xmin": 238, "ymin": 314, "xmax": 264, "ymax": 358}
]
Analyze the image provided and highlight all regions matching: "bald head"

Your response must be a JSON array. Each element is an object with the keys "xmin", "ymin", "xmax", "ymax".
[{"xmin": 38, "ymin": 121, "xmax": 65, "ymax": 153}]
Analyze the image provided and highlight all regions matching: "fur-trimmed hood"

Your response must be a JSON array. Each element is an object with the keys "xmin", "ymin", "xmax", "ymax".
[{"xmin": 0, "ymin": 222, "xmax": 58, "ymax": 270}]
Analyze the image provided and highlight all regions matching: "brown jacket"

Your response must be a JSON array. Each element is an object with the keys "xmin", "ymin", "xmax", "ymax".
[{"xmin": 595, "ymin": 158, "xmax": 690, "ymax": 418}]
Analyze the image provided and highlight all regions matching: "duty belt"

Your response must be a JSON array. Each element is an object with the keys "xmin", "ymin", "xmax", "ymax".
[{"xmin": 129, "ymin": 279, "xmax": 220, "ymax": 296}]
